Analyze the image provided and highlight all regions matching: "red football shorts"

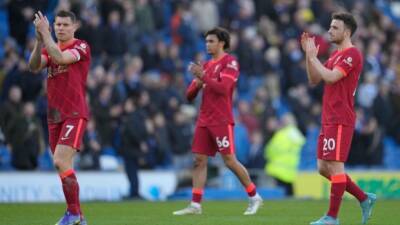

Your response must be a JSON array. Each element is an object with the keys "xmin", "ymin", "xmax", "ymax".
[
  {"xmin": 317, "ymin": 124, "xmax": 354, "ymax": 162},
  {"xmin": 192, "ymin": 124, "xmax": 235, "ymax": 156},
  {"xmin": 48, "ymin": 118, "xmax": 87, "ymax": 154}
]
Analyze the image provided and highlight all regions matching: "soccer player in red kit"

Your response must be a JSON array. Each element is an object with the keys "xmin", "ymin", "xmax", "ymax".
[
  {"xmin": 28, "ymin": 11, "xmax": 90, "ymax": 225},
  {"xmin": 173, "ymin": 27, "xmax": 262, "ymax": 216},
  {"xmin": 301, "ymin": 12, "xmax": 376, "ymax": 225}
]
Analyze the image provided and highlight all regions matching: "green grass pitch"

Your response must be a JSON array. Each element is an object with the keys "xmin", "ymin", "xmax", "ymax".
[{"xmin": 1, "ymin": 200, "xmax": 399, "ymax": 225}]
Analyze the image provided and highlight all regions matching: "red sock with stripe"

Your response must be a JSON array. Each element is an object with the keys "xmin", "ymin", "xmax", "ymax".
[
  {"xmin": 60, "ymin": 169, "xmax": 81, "ymax": 215},
  {"xmin": 245, "ymin": 182, "xmax": 257, "ymax": 197},
  {"xmin": 327, "ymin": 174, "xmax": 347, "ymax": 218},
  {"xmin": 345, "ymin": 174, "xmax": 367, "ymax": 202},
  {"xmin": 326, "ymin": 174, "xmax": 367, "ymax": 203},
  {"xmin": 192, "ymin": 188, "xmax": 203, "ymax": 204}
]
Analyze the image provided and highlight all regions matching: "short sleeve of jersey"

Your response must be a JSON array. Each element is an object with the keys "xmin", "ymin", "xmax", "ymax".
[
  {"xmin": 220, "ymin": 58, "xmax": 239, "ymax": 81},
  {"xmin": 41, "ymin": 48, "xmax": 49, "ymax": 66},
  {"xmin": 71, "ymin": 41, "xmax": 90, "ymax": 61},
  {"xmin": 335, "ymin": 48, "xmax": 360, "ymax": 77}
]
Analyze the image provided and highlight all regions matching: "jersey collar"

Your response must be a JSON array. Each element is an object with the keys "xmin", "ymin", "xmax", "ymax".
[
  {"xmin": 58, "ymin": 38, "xmax": 78, "ymax": 50},
  {"xmin": 209, "ymin": 53, "xmax": 227, "ymax": 65}
]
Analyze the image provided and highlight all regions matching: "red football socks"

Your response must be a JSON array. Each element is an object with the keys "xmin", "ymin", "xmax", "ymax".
[
  {"xmin": 345, "ymin": 174, "xmax": 367, "ymax": 202},
  {"xmin": 246, "ymin": 182, "xmax": 257, "ymax": 197},
  {"xmin": 327, "ymin": 174, "xmax": 347, "ymax": 218},
  {"xmin": 326, "ymin": 174, "xmax": 368, "ymax": 203},
  {"xmin": 192, "ymin": 188, "xmax": 204, "ymax": 203},
  {"xmin": 60, "ymin": 169, "xmax": 81, "ymax": 215}
]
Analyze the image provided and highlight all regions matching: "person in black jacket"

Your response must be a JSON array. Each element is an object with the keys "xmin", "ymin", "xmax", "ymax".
[
  {"xmin": 119, "ymin": 98, "xmax": 149, "ymax": 199},
  {"xmin": 9, "ymin": 102, "xmax": 44, "ymax": 170}
]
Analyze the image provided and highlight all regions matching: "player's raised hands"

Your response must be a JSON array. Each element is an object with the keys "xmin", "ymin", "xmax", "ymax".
[
  {"xmin": 34, "ymin": 11, "xmax": 50, "ymax": 36},
  {"xmin": 305, "ymin": 36, "xmax": 319, "ymax": 58},
  {"xmin": 34, "ymin": 26, "xmax": 43, "ymax": 42},
  {"xmin": 188, "ymin": 62, "xmax": 204, "ymax": 78},
  {"xmin": 300, "ymin": 32, "xmax": 309, "ymax": 52},
  {"xmin": 33, "ymin": 12, "xmax": 43, "ymax": 42}
]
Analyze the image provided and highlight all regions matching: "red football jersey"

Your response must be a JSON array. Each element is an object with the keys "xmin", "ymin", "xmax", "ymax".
[
  {"xmin": 42, "ymin": 39, "xmax": 91, "ymax": 124},
  {"xmin": 189, "ymin": 54, "xmax": 239, "ymax": 127},
  {"xmin": 322, "ymin": 47, "xmax": 363, "ymax": 126}
]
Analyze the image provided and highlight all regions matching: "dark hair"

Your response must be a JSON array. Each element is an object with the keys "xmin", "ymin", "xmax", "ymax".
[
  {"xmin": 332, "ymin": 12, "xmax": 357, "ymax": 36},
  {"xmin": 55, "ymin": 10, "xmax": 76, "ymax": 23},
  {"xmin": 205, "ymin": 27, "xmax": 230, "ymax": 50}
]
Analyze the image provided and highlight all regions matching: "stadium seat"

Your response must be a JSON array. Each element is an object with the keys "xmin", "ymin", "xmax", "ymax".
[
  {"xmin": 299, "ymin": 126, "xmax": 319, "ymax": 170},
  {"xmin": 0, "ymin": 144, "xmax": 12, "ymax": 170},
  {"xmin": 383, "ymin": 137, "xmax": 400, "ymax": 169},
  {"xmin": 38, "ymin": 148, "xmax": 54, "ymax": 171}
]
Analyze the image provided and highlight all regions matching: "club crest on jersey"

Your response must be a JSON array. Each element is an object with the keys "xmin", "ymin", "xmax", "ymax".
[
  {"xmin": 343, "ymin": 57, "xmax": 353, "ymax": 67},
  {"xmin": 75, "ymin": 43, "xmax": 87, "ymax": 54},
  {"xmin": 227, "ymin": 60, "xmax": 238, "ymax": 70}
]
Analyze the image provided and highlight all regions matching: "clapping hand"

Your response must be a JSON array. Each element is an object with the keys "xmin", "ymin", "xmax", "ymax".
[
  {"xmin": 188, "ymin": 62, "xmax": 204, "ymax": 79},
  {"xmin": 301, "ymin": 32, "xmax": 319, "ymax": 58},
  {"xmin": 300, "ymin": 32, "xmax": 309, "ymax": 52},
  {"xmin": 33, "ymin": 11, "xmax": 50, "ymax": 39}
]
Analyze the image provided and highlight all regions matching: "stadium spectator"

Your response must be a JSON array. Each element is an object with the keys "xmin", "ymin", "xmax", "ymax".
[
  {"xmin": 119, "ymin": 97, "xmax": 148, "ymax": 199},
  {"xmin": 6, "ymin": 0, "xmax": 47, "ymax": 49},
  {"xmin": 9, "ymin": 102, "xmax": 44, "ymax": 170},
  {"xmin": 264, "ymin": 113, "xmax": 305, "ymax": 196},
  {"xmin": 0, "ymin": 86, "xmax": 23, "ymax": 147},
  {"xmin": 247, "ymin": 129, "xmax": 266, "ymax": 169},
  {"xmin": 91, "ymin": 84, "xmax": 121, "ymax": 148},
  {"xmin": 349, "ymin": 109, "xmax": 383, "ymax": 166},
  {"xmin": 168, "ymin": 109, "xmax": 193, "ymax": 169},
  {"xmin": 76, "ymin": 12, "xmax": 104, "ymax": 60},
  {"xmin": 135, "ymin": 0, "xmax": 156, "ymax": 35},
  {"xmin": 102, "ymin": 10, "xmax": 127, "ymax": 63},
  {"xmin": 190, "ymin": 0, "xmax": 219, "ymax": 33},
  {"xmin": 79, "ymin": 119, "xmax": 101, "ymax": 170},
  {"xmin": 152, "ymin": 112, "xmax": 173, "ymax": 167}
]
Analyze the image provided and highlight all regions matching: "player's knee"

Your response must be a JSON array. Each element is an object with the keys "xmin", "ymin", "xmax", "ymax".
[
  {"xmin": 317, "ymin": 168, "xmax": 325, "ymax": 176},
  {"xmin": 317, "ymin": 167, "xmax": 330, "ymax": 178},
  {"xmin": 53, "ymin": 157, "xmax": 66, "ymax": 172},
  {"xmin": 53, "ymin": 158, "xmax": 61, "ymax": 171}
]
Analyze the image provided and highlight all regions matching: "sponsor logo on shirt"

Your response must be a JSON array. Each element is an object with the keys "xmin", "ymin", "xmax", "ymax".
[
  {"xmin": 48, "ymin": 65, "xmax": 68, "ymax": 78},
  {"xmin": 343, "ymin": 56, "xmax": 353, "ymax": 67},
  {"xmin": 227, "ymin": 60, "xmax": 238, "ymax": 70}
]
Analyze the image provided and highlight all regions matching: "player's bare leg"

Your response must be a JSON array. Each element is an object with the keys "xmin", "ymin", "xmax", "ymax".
[
  {"xmin": 54, "ymin": 144, "xmax": 83, "ymax": 225},
  {"xmin": 192, "ymin": 154, "xmax": 208, "ymax": 193},
  {"xmin": 173, "ymin": 154, "xmax": 208, "ymax": 215},
  {"xmin": 53, "ymin": 144, "xmax": 75, "ymax": 173},
  {"xmin": 221, "ymin": 154, "xmax": 263, "ymax": 215},
  {"xmin": 221, "ymin": 154, "xmax": 252, "ymax": 186}
]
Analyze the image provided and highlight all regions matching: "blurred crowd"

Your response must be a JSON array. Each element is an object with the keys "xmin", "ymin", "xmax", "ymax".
[{"xmin": 0, "ymin": 0, "xmax": 399, "ymax": 172}]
